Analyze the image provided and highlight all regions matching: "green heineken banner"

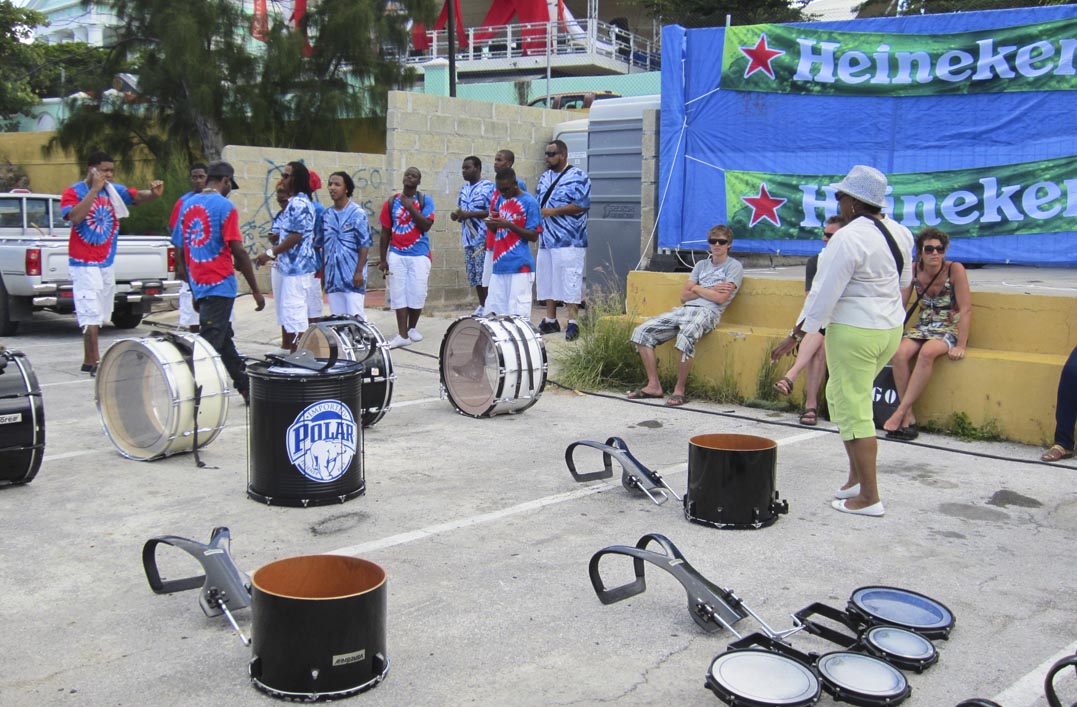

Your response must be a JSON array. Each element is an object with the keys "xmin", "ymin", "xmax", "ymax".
[
  {"xmin": 725, "ymin": 154, "xmax": 1077, "ymax": 240},
  {"xmin": 722, "ymin": 18, "xmax": 1077, "ymax": 96}
]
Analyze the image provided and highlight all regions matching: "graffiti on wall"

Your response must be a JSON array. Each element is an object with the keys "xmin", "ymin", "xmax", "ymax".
[{"xmin": 237, "ymin": 156, "xmax": 386, "ymax": 258}]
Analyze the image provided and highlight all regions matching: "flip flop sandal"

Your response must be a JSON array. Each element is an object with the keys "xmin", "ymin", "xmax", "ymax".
[
  {"xmin": 799, "ymin": 408, "xmax": 818, "ymax": 426},
  {"xmin": 1041, "ymin": 445, "xmax": 1075, "ymax": 462},
  {"xmin": 627, "ymin": 388, "xmax": 663, "ymax": 400},
  {"xmin": 773, "ymin": 376, "xmax": 793, "ymax": 396},
  {"xmin": 665, "ymin": 394, "xmax": 689, "ymax": 407}
]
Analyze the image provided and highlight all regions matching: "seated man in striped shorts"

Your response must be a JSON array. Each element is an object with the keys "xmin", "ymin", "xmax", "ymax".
[{"xmin": 627, "ymin": 225, "xmax": 743, "ymax": 407}]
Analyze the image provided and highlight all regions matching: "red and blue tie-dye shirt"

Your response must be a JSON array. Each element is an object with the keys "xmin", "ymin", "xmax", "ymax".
[
  {"xmin": 170, "ymin": 192, "xmax": 241, "ymax": 300},
  {"xmin": 61, "ymin": 181, "xmax": 137, "ymax": 267},
  {"xmin": 490, "ymin": 191, "xmax": 542, "ymax": 275},
  {"xmin": 379, "ymin": 193, "xmax": 435, "ymax": 258}
]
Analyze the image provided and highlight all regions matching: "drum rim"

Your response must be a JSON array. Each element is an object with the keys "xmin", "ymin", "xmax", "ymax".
[
  {"xmin": 707, "ymin": 649, "xmax": 821, "ymax": 705},
  {"xmin": 849, "ymin": 585, "xmax": 955, "ymax": 632},
  {"xmin": 863, "ymin": 625, "xmax": 936, "ymax": 660},
  {"xmin": 296, "ymin": 321, "xmax": 394, "ymax": 427},
  {"xmin": 250, "ymin": 655, "xmax": 390, "ymax": 700},
  {"xmin": 816, "ymin": 650, "xmax": 909, "ymax": 699}
]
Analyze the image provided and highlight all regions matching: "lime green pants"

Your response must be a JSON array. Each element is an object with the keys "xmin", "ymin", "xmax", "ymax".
[{"xmin": 825, "ymin": 323, "xmax": 902, "ymax": 441}]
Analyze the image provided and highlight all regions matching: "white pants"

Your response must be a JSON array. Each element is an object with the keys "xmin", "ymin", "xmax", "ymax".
[
  {"xmin": 178, "ymin": 281, "xmax": 198, "ymax": 327},
  {"xmin": 536, "ymin": 247, "xmax": 585, "ymax": 304},
  {"xmin": 328, "ymin": 291, "xmax": 366, "ymax": 320},
  {"xmin": 307, "ymin": 275, "xmax": 323, "ymax": 319},
  {"xmin": 387, "ymin": 252, "xmax": 431, "ymax": 310},
  {"xmin": 71, "ymin": 265, "xmax": 114, "ymax": 328},
  {"xmin": 278, "ymin": 272, "xmax": 312, "ymax": 334},
  {"xmin": 485, "ymin": 272, "xmax": 534, "ymax": 318},
  {"xmin": 481, "ymin": 250, "xmax": 493, "ymax": 287}
]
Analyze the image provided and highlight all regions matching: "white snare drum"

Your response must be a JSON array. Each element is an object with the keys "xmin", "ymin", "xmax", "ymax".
[
  {"xmin": 706, "ymin": 649, "xmax": 820, "ymax": 707},
  {"xmin": 439, "ymin": 315, "xmax": 547, "ymax": 418},
  {"xmin": 297, "ymin": 318, "xmax": 394, "ymax": 428},
  {"xmin": 96, "ymin": 333, "xmax": 230, "ymax": 461},
  {"xmin": 815, "ymin": 651, "xmax": 910, "ymax": 706}
]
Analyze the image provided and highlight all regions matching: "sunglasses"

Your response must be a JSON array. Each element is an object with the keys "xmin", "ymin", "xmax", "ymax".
[
  {"xmin": 922, "ymin": 245, "xmax": 946, "ymax": 254},
  {"xmin": 708, "ymin": 238, "xmax": 731, "ymax": 246},
  {"xmin": 544, "ymin": 151, "xmax": 560, "ymax": 157}
]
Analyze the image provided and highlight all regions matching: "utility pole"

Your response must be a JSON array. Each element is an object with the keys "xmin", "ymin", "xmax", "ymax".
[{"xmin": 448, "ymin": 0, "xmax": 457, "ymax": 97}]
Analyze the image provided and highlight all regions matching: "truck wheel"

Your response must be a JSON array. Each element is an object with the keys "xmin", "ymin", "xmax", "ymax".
[
  {"xmin": 0, "ymin": 278, "xmax": 20, "ymax": 336},
  {"xmin": 111, "ymin": 306, "xmax": 143, "ymax": 329}
]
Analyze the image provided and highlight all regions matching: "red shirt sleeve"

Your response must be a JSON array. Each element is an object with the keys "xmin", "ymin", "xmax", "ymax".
[
  {"xmin": 168, "ymin": 198, "xmax": 183, "ymax": 229},
  {"xmin": 378, "ymin": 200, "xmax": 392, "ymax": 229},
  {"xmin": 222, "ymin": 208, "xmax": 241, "ymax": 243}
]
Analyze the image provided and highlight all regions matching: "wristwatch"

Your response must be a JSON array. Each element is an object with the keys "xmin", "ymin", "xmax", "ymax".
[{"xmin": 264, "ymin": 248, "xmax": 276, "ymax": 260}]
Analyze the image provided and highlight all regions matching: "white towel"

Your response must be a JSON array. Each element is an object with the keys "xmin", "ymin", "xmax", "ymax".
[{"xmin": 105, "ymin": 182, "xmax": 130, "ymax": 219}]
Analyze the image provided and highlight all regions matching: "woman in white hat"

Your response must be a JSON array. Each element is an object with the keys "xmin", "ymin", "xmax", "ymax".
[{"xmin": 775, "ymin": 165, "xmax": 914, "ymax": 517}]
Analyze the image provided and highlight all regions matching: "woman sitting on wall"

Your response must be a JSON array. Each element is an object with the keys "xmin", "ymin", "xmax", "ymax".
[{"xmin": 882, "ymin": 228, "xmax": 971, "ymax": 441}]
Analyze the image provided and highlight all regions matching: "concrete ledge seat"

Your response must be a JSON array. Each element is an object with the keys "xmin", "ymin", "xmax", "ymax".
[{"xmin": 623, "ymin": 271, "xmax": 1077, "ymax": 445}]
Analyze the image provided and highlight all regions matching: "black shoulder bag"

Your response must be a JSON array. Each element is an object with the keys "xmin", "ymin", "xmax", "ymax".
[{"xmin": 539, "ymin": 167, "xmax": 574, "ymax": 209}]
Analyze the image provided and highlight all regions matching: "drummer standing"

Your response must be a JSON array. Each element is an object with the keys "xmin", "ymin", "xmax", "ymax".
[
  {"xmin": 377, "ymin": 166, "xmax": 435, "ymax": 349},
  {"xmin": 168, "ymin": 163, "xmax": 208, "ymax": 333},
  {"xmin": 61, "ymin": 150, "xmax": 165, "ymax": 376},
  {"xmin": 483, "ymin": 168, "xmax": 541, "ymax": 318},
  {"xmin": 317, "ymin": 171, "xmax": 372, "ymax": 319},
  {"xmin": 171, "ymin": 162, "xmax": 266, "ymax": 405}
]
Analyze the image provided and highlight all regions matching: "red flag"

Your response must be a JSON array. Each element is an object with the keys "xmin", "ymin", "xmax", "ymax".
[{"xmin": 251, "ymin": 0, "xmax": 268, "ymax": 42}]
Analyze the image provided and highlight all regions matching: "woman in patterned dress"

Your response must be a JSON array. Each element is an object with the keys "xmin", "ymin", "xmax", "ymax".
[{"xmin": 883, "ymin": 228, "xmax": 972, "ymax": 440}]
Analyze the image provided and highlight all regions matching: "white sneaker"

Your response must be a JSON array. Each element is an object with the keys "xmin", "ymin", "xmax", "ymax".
[
  {"xmin": 473, "ymin": 306, "xmax": 485, "ymax": 317},
  {"xmin": 388, "ymin": 335, "xmax": 411, "ymax": 349},
  {"xmin": 407, "ymin": 328, "xmax": 424, "ymax": 342}
]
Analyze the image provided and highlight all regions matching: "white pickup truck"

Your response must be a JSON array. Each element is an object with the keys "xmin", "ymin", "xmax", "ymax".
[{"xmin": 0, "ymin": 190, "xmax": 180, "ymax": 336}]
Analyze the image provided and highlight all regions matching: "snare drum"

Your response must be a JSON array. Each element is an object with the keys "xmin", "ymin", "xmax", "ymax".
[
  {"xmin": 439, "ymin": 315, "xmax": 547, "ymax": 418},
  {"xmin": 847, "ymin": 586, "xmax": 955, "ymax": 640},
  {"xmin": 0, "ymin": 350, "xmax": 45, "ymax": 485},
  {"xmin": 297, "ymin": 318, "xmax": 394, "ymax": 428},
  {"xmin": 684, "ymin": 434, "xmax": 788, "ymax": 529},
  {"xmin": 96, "ymin": 333, "xmax": 230, "ymax": 461},
  {"xmin": 861, "ymin": 625, "xmax": 938, "ymax": 673},
  {"xmin": 706, "ymin": 649, "xmax": 820, "ymax": 707},
  {"xmin": 815, "ymin": 651, "xmax": 910, "ymax": 707}
]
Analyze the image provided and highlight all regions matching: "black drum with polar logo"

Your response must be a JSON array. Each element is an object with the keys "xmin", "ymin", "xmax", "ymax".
[
  {"xmin": 249, "ymin": 555, "xmax": 389, "ymax": 700},
  {"xmin": 247, "ymin": 359, "xmax": 365, "ymax": 507}
]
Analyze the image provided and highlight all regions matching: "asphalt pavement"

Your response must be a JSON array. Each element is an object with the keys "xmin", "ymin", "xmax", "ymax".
[{"xmin": 0, "ymin": 295, "xmax": 1075, "ymax": 707}]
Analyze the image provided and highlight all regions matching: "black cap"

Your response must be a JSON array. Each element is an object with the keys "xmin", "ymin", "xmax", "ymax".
[{"xmin": 206, "ymin": 161, "xmax": 239, "ymax": 190}]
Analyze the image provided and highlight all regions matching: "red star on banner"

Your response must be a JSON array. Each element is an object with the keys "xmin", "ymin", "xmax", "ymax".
[
  {"xmin": 740, "ymin": 33, "xmax": 784, "ymax": 79},
  {"xmin": 741, "ymin": 184, "xmax": 787, "ymax": 227}
]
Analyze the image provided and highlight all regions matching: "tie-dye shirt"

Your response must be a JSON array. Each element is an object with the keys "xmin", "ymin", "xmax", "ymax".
[
  {"xmin": 276, "ymin": 192, "xmax": 318, "ymax": 276},
  {"xmin": 489, "ymin": 191, "xmax": 541, "ymax": 275},
  {"xmin": 61, "ymin": 181, "xmax": 137, "ymax": 267},
  {"xmin": 379, "ymin": 192, "xmax": 435, "ymax": 258},
  {"xmin": 315, "ymin": 201, "xmax": 372, "ymax": 294},
  {"xmin": 457, "ymin": 179, "xmax": 495, "ymax": 249},
  {"xmin": 169, "ymin": 192, "xmax": 241, "ymax": 300},
  {"xmin": 535, "ymin": 166, "xmax": 591, "ymax": 249}
]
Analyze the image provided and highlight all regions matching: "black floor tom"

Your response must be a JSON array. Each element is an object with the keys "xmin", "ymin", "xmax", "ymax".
[
  {"xmin": 250, "ymin": 555, "xmax": 389, "ymax": 700},
  {"xmin": 0, "ymin": 350, "xmax": 44, "ymax": 485},
  {"xmin": 684, "ymin": 434, "xmax": 788, "ymax": 529}
]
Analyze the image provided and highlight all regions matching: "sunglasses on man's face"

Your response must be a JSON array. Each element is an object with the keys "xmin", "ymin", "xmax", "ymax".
[
  {"xmin": 708, "ymin": 238, "xmax": 731, "ymax": 246},
  {"xmin": 544, "ymin": 151, "xmax": 559, "ymax": 157},
  {"xmin": 922, "ymin": 245, "xmax": 945, "ymax": 254}
]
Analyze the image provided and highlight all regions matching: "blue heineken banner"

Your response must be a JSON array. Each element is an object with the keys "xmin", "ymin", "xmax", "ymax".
[{"xmin": 659, "ymin": 5, "xmax": 1077, "ymax": 266}]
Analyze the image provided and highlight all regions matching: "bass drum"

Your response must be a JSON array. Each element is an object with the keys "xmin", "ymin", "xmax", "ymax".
[
  {"xmin": 847, "ymin": 586, "xmax": 955, "ymax": 640},
  {"xmin": 815, "ymin": 651, "xmax": 910, "ymax": 707},
  {"xmin": 297, "ymin": 317, "xmax": 394, "ymax": 428},
  {"xmin": 96, "ymin": 333, "xmax": 230, "ymax": 461},
  {"xmin": 439, "ymin": 315, "xmax": 547, "ymax": 418},
  {"xmin": 0, "ymin": 350, "xmax": 45, "ymax": 485},
  {"xmin": 706, "ymin": 649, "xmax": 820, "ymax": 707}
]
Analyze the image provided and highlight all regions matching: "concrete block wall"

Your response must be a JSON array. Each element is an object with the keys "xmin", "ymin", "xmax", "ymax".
[
  {"xmin": 640, "ymin": 109, "xmax": 659, "ymax": 270},
  {"xmin": 222, "ymin": 145, "xmax": 387, "ymax": 295},
  {"xmin": 382, "ymin": 90, "xmax": 565, "ymax": 309}
]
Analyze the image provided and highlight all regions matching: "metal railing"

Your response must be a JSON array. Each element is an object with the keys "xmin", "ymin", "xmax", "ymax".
[{"xmin": 406, "ymin": 19, "xmax": 660, "ymax": 72}]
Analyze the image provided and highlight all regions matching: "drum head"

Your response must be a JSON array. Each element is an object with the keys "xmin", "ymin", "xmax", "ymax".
[
  {"xmin": 298, "ymin": 320, "xmax": 394, "ymax": 428},
  {"xmin": 849, "ymin": 586, "xmax": 954, "ymax": 638},
  {"xmin": 707, "ymin": 650, "xmax": 820, "ymax": 707},
  {"xmin": 863, "ymin": 625, "xmax": 937, "ymax": 672},
  {"xmin": 816, "ymin": 652, "xmax": 909, "ymax": 707},
  {"xmin": 440, "ymin": 317, "xmax": 504, "ymax": 417}
]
